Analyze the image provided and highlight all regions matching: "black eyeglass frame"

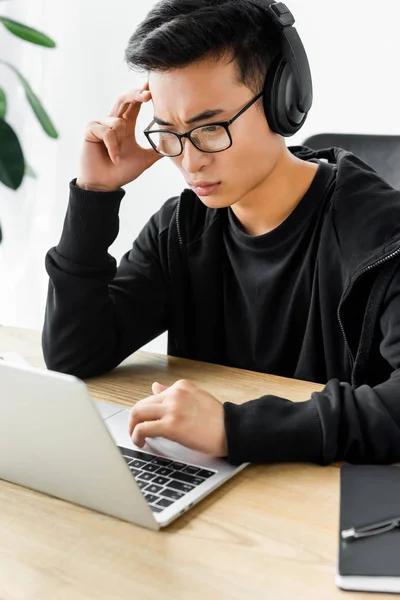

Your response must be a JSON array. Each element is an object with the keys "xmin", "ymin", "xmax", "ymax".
[{"xmin": 143, "ymin": 91, "xmax": 264, "ymax": 157}]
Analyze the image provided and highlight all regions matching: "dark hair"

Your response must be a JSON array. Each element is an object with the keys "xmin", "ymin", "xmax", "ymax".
[{"xmin": 124, "ymin": 0, "xmax": 281, "ymax": 99}]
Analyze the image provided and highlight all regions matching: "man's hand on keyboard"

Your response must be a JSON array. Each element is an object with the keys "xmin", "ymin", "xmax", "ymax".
[{"xmin": 128, "ymin": 380, "xmax": 228, "ymax": 457}]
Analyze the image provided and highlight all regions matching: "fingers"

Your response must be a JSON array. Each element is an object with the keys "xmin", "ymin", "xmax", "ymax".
[
  {"xmin": 132, "ymin": 419, "xmax": 166, "ymax": 448},
  {"xmin": 128, "ymin": 380, "xmax": 194, "ymax": 445},
  {"xmin": 144, "ymin": 147, "xmax": 165, "ymax": 168},
  {"xmin": 152, "ymin": 382, "xmax": 169, "ymax": 395},
  {"xmin": 108, "ymin": 84, "xmax": 152, "ymax": 120},
  {"xmin": 172, "ymin": 379, "xmax": 195, "ymax": 391},
  {"xmin": 105, "ymin": 85, "xmax": 152, "ymax": 144},
  {"xmin": 128, "ymin": 399, "xmax": 165, "ymax": 437},
  {"xmin": 83, "ymin": 83, "xmax": 152, "ymax": 166},
  {"xmin": 118, "ymin": 101, "xmax": 143, "ymax": 137},
  {"xmin": 83, "ymin": 116, "xmax": 129, "ymax": 161},
  {"xmin": 83, "ymin": 121, "xmax": 121, "ymax": 164},
  {"xmin": 129, "ymin": 395, "xmax": 165, "ymax": 435},
  {"xmin": 117, "ymin": 90, "xmax": 151, "ymax": 118}
]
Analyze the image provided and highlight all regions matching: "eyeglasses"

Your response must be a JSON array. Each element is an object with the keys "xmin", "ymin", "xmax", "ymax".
[{"xmin": 143, "ymin": 91, "xmax": 264, "ymax": 158}]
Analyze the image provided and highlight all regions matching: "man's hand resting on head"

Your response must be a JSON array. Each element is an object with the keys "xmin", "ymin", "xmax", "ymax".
[
  {"xmin": 76, "ymin": 81, "xmax": 163, "ymax": 192},
  {"xmin": 128, "ymin": 380, "xmax": 228, "ymax": 457}
]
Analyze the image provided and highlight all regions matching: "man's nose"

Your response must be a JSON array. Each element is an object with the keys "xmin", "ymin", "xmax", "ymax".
[{"xmin": 181, "ymin": 138, "xmax": 210, "ymax": 173}]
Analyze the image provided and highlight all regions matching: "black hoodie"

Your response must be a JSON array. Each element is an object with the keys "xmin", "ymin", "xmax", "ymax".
[{"xmin": 42, "ymin": 146, "xmax": 400, "ymax": 466}]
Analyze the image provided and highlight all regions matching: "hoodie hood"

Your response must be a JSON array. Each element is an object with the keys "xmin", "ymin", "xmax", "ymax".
[{"xmin": 290, "ymin": 145, "xmax": 400, "ymax": 280}]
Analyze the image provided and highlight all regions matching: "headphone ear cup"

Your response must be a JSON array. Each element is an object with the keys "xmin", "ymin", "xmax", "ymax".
[
  {"xmin": 263, "ymin": 55, "xmax": 308, "ymax": 137},
  {"xmin": 263, "ymin": 54, "xmax": 285, "ymax": 135}
]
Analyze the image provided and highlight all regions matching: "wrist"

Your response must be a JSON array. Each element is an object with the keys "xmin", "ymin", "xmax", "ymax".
[
  {"xmin": 215, "ymin": 405, "xmax": 228, "ymax": 457},
  {"xmin": 75, "ymin": 179, "xmax": 120, "ymax": 193}
]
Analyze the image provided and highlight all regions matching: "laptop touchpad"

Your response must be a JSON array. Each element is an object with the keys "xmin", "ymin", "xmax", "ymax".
[{"xmin": 92, "ymin": 399, "xmax": 126, "ymax": 420}]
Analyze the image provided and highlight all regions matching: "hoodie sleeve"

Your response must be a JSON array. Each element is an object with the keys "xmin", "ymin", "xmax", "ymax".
[
  {"xmin": 42, "ymin": 179, "xmax": 171, "ymax": 379},
  {"xmin": 224, "ymin": 264, "xmax": 400, "ymax": 466}
]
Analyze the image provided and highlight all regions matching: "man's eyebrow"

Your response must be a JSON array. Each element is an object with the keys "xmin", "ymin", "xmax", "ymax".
[{"xmin": 153, "ymin": 108, "xmax": 226, "ymax": 127}]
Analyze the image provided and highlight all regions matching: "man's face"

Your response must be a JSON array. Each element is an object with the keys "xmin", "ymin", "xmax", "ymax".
[{"xmin": 148, "ymin": 55, "xmax": 284, "ymax": 209}]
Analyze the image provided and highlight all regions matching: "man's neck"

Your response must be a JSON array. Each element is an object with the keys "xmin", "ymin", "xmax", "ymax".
[{"xmin": 231, "ymin": 150, "xmax": 319, "ymax": 237}]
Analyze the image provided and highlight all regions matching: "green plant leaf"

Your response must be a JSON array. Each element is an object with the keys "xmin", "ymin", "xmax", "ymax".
[
  {"xmin": 0, "ymin": 118, "xmax": 25, "ymax": 189},
  {"xmin": 0, "ymin": 17, "xmax": 56, "ymax": 47},
  {"xmin": 0, "ymin": 61, "xmax": 58, "ymax": 138},
  {"xmin": 24, "ymin": 161, "xmax": 37, "ymax": 178},
  {"xmin": 0, "ymin": 88, "xmax": 6, "ymax": 118}
]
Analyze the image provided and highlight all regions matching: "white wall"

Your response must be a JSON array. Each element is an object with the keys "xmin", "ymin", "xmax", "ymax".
[{"xmin": 1, "ymin": 0, "xmax": 399, "ymax": 354}]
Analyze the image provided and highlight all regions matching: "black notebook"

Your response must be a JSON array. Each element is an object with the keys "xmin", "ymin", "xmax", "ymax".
[{"xmin": 337, "ymin": 464, "xmax": 400, "ymax": 593}]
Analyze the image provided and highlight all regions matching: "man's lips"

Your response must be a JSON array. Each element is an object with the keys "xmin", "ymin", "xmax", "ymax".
[
  {"xmin": 188, "ymin": 181, "xmax": 220, "ymax": 187},
  {"xmin": 189, "ymin": 182, "xmax": 221, "ymax": 196}
]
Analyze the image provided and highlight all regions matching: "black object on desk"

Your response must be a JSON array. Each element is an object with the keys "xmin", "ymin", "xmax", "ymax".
[{"xmin": 336, "ymin": 464, "xmax": 400, "ymax": 593}]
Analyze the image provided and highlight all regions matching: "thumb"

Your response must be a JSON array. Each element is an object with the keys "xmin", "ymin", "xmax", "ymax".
[
  {"xmin": 145, "ymin": 147, "xmax": 164, "ymax": 166},
  {"xmin": 152, "ymin": 381, "xmax": 169, "ymax": 395}
]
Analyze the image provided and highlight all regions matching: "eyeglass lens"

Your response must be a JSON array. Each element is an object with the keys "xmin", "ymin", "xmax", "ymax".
[{"xmin": 148, "ymin": 125, "xmax": 231, "ymax": 156}]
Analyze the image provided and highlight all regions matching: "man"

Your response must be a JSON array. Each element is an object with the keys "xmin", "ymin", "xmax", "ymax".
[{"xmin": 42, "ymin": 0, "xmax": 400, "ymax": 466}]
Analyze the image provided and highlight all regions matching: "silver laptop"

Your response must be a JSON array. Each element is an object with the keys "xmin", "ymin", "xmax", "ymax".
[{"xmin": 0, "ymin": 360, "xmax": 248, "ymax": 530}]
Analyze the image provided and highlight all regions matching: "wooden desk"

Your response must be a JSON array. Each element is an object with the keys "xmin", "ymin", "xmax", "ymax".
[{"xmin": 0, "ymin": 326, "xmax": 379, "ymax": 600}]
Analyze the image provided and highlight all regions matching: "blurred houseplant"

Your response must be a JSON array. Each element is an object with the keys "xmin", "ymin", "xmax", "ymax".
[{"xmin": 0, "ymin": 10, "xmax": 58, "ymax": 241}]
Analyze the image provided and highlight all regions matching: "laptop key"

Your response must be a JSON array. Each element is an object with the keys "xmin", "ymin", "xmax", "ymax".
[
  {"xmin": 170, "ymin": 461, "xmax": 186, "ymax": 470},
  {"xmin": 152, "ymin": 457, "xmax": 173, "ymax": 467},
  {"xmin": 144, "ymin": 484, "xmax": 163, "ymax": 494},
  {"xmin": 156, "ymin": 467, "xmax": 175, "ymax": 477},
  {"xmin": 130, "ymin": 459, "xmax": 147, "ymax": 469},
  {"xmin": 141, "ymin": 463, "xmax": 160, "ymax": 473},
  {"xmin": 151, "ymin": 506, "xmax": 164, "ymax": 513},
  {"xmin": 152, "ymin": 476, "xmax": 171, "ymax": 486},
  {"xmin": 156, "ymin": 498, "xmax": 174, "ymax": 508},
  {"xmin": 182, "ymin": 465, "xmax": 200, "ymax": 475},
  {"xmin": 196, "ymin": 469, "xmax": 216, "ymax": 479},
  {"xmin": 171, "ymin": 471, "xmax": 205, "ymax": 486},
  {"xmin": 129, "ymin": 467, "xmax": 140, "ymax": 477},
  {"xmin": 118, "ymin": 447, "xmax": 156, "ymax": 462},
  {"xmin": 136, "ymin": 480, "xmax": 148, "ymax": 489},
  {"xmin": 159, "ymin": 488, "xmax": 184, "ymax": 501},
  {"xmin": 137, "ymin": 472, "xmax": 157, "ymax": 482},
  {"xmin": 121, "ymin": 455, "xmax": 135, "ymax": 463},
  {"xmin": 144, "ymin": 493, "xmax": 159, "ymax": 503},
  {"xmin": 166, "ymin": 480, "xmax": 194, "ymax": 494}
]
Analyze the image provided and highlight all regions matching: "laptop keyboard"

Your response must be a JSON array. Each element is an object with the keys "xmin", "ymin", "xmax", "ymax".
[{"xmin": 117, "ymin": 446, "xmax": 216, "ymax": 513}]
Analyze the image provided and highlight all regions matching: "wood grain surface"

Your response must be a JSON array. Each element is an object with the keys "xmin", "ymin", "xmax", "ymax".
[{"xmin": 0, "ymin": 326, "xmax": 380, "ymax": 599}]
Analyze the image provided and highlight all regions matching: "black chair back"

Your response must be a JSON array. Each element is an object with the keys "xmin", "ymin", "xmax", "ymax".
[{"xmin": 302, "ymin": 133, "xmax": 400, "ymax": 190}]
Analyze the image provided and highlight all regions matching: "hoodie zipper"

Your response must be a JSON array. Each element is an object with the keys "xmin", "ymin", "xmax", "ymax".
[
  {"xmin": 175, "ymin": 198, "xmax": 183, "ymax": 248},
  {"xmin": 337, "ymin": 246, "xmax": 400, "ymax": 367}
]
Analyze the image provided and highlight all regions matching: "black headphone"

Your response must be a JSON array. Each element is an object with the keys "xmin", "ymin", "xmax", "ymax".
[{"xmin": 251, "ymin": 1, "xmax": 313, "ymax": 137}]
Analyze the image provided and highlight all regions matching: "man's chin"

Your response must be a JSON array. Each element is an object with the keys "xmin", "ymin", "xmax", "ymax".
[{"xmin": 196, "ymin": 193, "xmax": 237, "ymax": 209}]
